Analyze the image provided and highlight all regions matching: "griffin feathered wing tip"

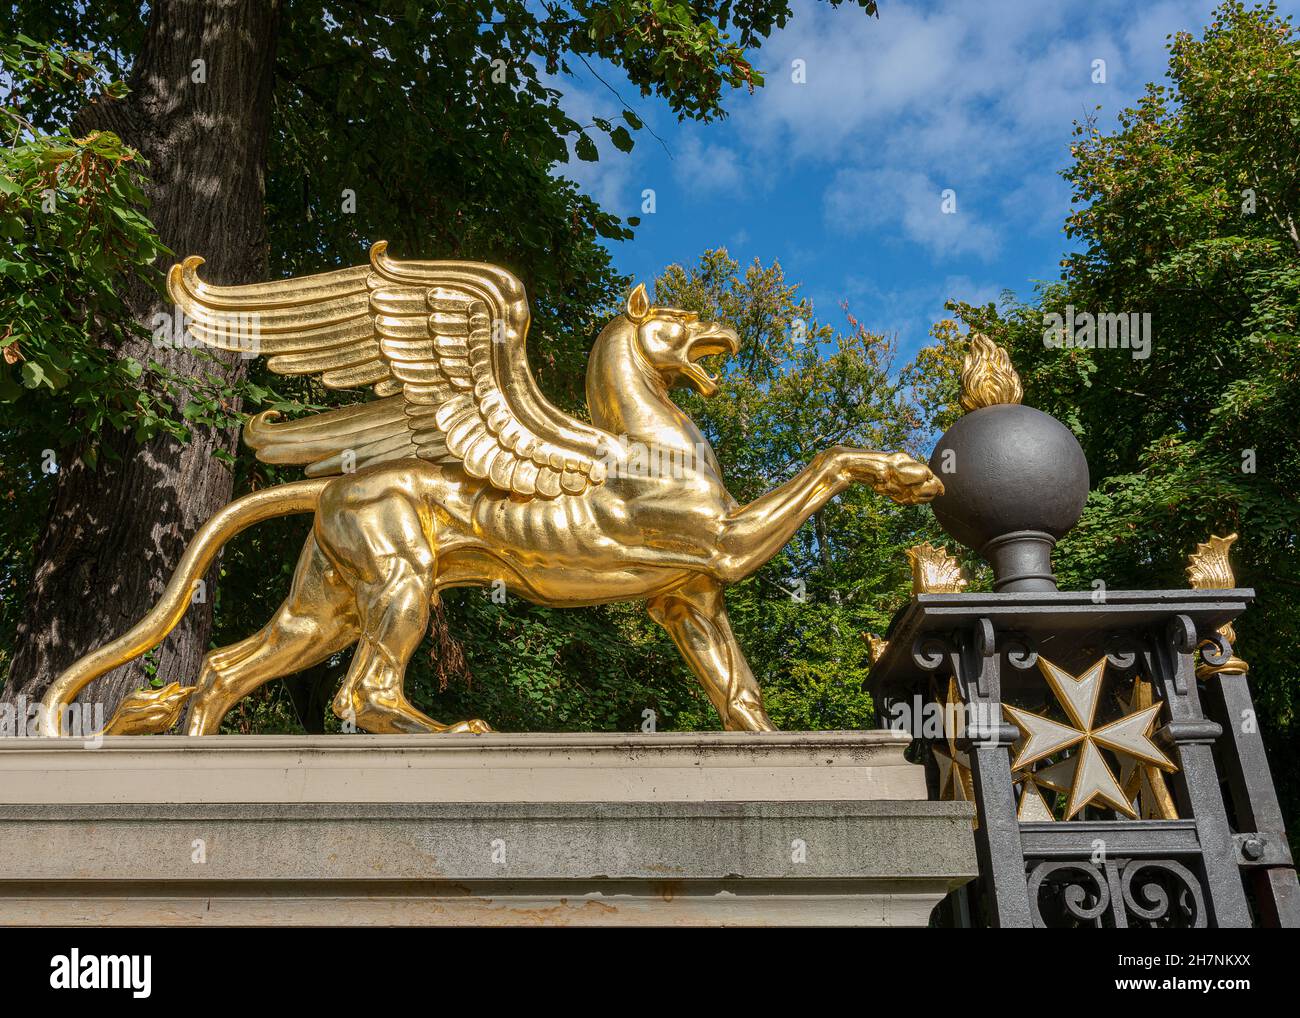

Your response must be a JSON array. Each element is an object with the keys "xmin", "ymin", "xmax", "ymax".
[
  {"xmin": 242, "ymin": 398, "xmax": 449, "ymax": 477},
  {"xmin": 165, "ymin": 255, "xmax": 203, "ymax": 304},
  {"xmin": 167, "ymin": 253, "xmax": 376, "ymax": 385}
]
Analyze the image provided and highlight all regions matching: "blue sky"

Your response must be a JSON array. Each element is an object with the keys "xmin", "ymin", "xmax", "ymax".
[{"xmin": 557, "ymin": 0, "xmax": 1299, "ymax": 360}]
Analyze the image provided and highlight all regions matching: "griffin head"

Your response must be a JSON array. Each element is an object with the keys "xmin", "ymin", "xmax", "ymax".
[{"xmin": 622, "ymin": 283, "xmax": 739, "ymax": 397}]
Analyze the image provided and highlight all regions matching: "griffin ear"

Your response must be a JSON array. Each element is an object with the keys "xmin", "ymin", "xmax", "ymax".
[{"xmin": 625, "ymin": 283, "xmax": 650, "ymax": 324}]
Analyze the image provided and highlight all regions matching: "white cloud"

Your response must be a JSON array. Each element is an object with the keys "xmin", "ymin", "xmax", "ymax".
[
  {"xmin": 672, "ymin": 135, "xmax": 745, "ymax": 197},
  {"xmin": 560, "ymin": 143, "xmax": 636, "ymax": 215},
  {"xmin": 824, "ymin": 167, "xmax": 1001, "ymax": 259},
  {"xmin": 727, "ymin": 0, "xmax": 1272, "ymax": 262},
  {"xmin": 998, "ymin": 171, "xmax": 1074, "ymax": 233}
]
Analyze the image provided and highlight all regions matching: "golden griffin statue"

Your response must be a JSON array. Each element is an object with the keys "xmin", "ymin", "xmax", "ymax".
[{"xmin": 40, "ymin": 244, "xmax": 942, "ymax": 736}]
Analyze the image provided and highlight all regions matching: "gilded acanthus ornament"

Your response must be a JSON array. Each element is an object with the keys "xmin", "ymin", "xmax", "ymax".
[
  {"xmin": 905, "ymin": 542, "xmax": 967, "ymax": 594},
  {"xmin": 1186, "ymin": 532, "xmax": 1249, "ymax": 676},
  {"xmin": 865, "ymin": 633, "xmax": 889, "ymax": 666},
  {"xmin": 1186, "ymin": 533, "xmax": 1239, "ymax": 589},
  {"xmin": 40, "ymin": 244, "xmax": 943, "ymax": 736}
]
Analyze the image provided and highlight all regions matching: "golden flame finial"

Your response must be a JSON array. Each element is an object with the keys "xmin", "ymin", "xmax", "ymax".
[{"xmin": 959, "ymin": 333, "xmax": 1023, "ymax": 412}]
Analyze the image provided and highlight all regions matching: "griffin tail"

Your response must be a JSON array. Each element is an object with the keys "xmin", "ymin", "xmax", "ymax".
[{"xmin": 38, "ymin": 479, "xmax": 330, "ymax": 737}]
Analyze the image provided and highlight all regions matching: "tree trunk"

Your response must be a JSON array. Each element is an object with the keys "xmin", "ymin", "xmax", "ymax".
[{"xmin": 3, "ymin": 1, "xmax": 281, "ymax": 718}]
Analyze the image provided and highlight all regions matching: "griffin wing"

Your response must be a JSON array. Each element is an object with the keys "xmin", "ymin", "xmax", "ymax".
[{"xmin": 167, "ymin": 242, "xmax": 611, "ymax": 498}]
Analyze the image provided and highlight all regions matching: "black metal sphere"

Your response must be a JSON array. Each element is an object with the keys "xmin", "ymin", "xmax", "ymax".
[{"xmin": 928, "ymin": 403, "xmax": 1090, "ymax": 554}]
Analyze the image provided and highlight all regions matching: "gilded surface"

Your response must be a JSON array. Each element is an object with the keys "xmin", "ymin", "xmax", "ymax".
[
  {"xmin": 934, "ymin": 676, "xmax": 974, "ymax": 814},
  {"xmin": 1005, "ymin": 657, "xmax": 1176, "ymax": 820},
  {"xmin": 1186, "ymin": 532, "xmax": 1249, "ymax": 676},
  {"xmin": 40, "ymin": 244, "xmax": 942, "ymax": 736},
  {"xmin": 958, "ymin": 333, "xmax": 1023, "ymax": 412},
  {"xmin": 905, "ymin": 541, "xmax": 967, "ymax": 594},
  {"xmin": 1186, "ymin": 533, "xmax": 1239, "ymax": 590},
  {"xmin": 865, "ymin": 633, "xmax": 889, "ymax": 665},
  {"xmin": 100, "ymin": 683, "xmax": 195, "ymax": 736}
]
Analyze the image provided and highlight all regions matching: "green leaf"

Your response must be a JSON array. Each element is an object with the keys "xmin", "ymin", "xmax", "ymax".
[
  {"xmin": 610, "ymin": 126, "xmax": 634, "ymax": 152},
  {"xmin": 20, "ymin": 361, "xmax": 46, "ymax": 388}
]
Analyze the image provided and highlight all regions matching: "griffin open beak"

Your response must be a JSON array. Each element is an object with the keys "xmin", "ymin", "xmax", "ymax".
[{"xmin": 682, "ymin": 325, "xmax": 740, "ymax": 396}]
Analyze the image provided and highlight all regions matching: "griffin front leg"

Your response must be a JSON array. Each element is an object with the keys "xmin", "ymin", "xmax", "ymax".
[
  {"xmin": 711, "ymin": 447, "xmax": 941, "ymax": 583},
  {"xmin": 648, "ymin": 577, "xmax": 774, "ymax": 732}
]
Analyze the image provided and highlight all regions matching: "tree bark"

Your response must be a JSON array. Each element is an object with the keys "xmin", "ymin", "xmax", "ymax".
[{"xmin": 3, "ymin": 1, "xmax": 281, "ymax": 717}]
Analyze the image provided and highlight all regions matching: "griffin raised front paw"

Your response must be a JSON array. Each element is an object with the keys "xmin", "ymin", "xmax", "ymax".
[{"xmin": 878, "ymin": 453, "xmax": 944, "ymax": 505}]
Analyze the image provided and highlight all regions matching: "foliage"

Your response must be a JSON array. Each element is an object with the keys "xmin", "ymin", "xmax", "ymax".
[
  {"xmin": 0, "ymin": 35, "xmax": 243, "ymax": 676},
  {"xmin": 0, "ymin": 35, "xmax": 253, "ymax": 449}
]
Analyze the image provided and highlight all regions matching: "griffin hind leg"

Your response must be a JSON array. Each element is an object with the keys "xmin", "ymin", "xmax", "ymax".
[
  {"xmin": 186, "ymin": 536, "xmax": 359, "ymax": 735},
  {"xmin": 331, "ymin": 558, "xmax": 490, "ymax": 734}
]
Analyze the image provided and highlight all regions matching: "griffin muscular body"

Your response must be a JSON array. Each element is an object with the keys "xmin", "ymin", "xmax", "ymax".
[{"xmin": 40, "ymin": 244, "xmax": 941, "ymax": 737}]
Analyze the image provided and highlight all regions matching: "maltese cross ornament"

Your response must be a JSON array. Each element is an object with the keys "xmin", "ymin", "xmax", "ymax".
[{"xmin": 1003, "ymin": 657, "xmax": 1176, "ymax": 820}]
